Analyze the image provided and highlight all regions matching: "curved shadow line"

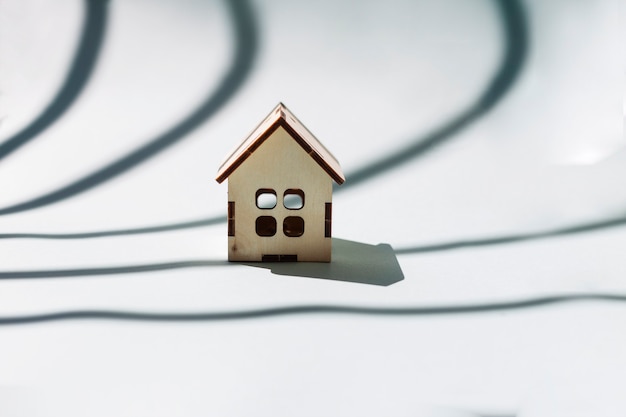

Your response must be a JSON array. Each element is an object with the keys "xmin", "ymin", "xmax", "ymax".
[
  {"xmin": 3, "ymin": 211, "xmax": 625, "ymax": 252},
  {"xmin": 0, "ymin": 0, "xmax": 258, "ymax": 216},
  {"xmin": 0, "ymin": 259, "xmax": 228, "ymax": 279},
  {"xmin": 0, "ymin": 0, "xmax": 528, "ymax": 239},
  {"xmin": 338, "ymin": 0, "xmax": 528, "ymax": 190},
  {"xmin": 0, "ymin": 213, "xmax": 622, "ymax": 280},
  {"xmin": 394, "ymin": 214, "xmax": 626, "ymax": 254},
  {"xmin": 0, "ymin": 0, "xmax": 109, "ymax": 161},
  {"xmin": 0, "ymin": 294, "xmax": 623, "ymax": 325},
  {"xmin": 0, "ymin": 260, "xmax": 229, "ymax": 280},
  {"xmin": 0, "ymin": 215, "xmax": 225, "ymax": 239}
]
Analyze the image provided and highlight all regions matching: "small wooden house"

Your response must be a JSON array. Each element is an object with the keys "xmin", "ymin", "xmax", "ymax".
[{"xmin": 215, "ymin": 103, "xmax": 345, "ymax": 262}]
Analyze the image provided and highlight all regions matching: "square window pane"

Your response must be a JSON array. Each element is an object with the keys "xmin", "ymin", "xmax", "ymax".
[
  {"xmin": 283, "ymin": 216, "xmax": 304, "ymax": 237},
  {"xmin": 256, "ymin": 189, "xmax": 276, "ymax": 209},
  {"xmin": 283, "ymin": 189, "xmax": 304, "ymax": 210}
]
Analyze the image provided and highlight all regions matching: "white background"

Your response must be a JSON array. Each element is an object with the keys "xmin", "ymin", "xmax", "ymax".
[{"xmin": 1, "ymin": 0, "xmax": 625, "ymax": 416}]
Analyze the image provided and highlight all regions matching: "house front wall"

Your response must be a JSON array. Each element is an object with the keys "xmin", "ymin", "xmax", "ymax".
[{"xmin": 227, "ymin": 126, "xmax": 332, "ymax": 262}]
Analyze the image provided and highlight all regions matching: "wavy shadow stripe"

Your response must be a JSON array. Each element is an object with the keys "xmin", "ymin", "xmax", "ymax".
[
  {"xmin": 0, "ymin": 294, "xmax": 624, "ymax": 325},
  {"xmin": 0, "ymin": 215, "xmax": 225, "ymax": 239},
  {"xmin": 339, "ymin": 0, "xmax": 528, "ymax": 189},
  {"xmin": 0, "ymin": 260, "xmax": 228, "ymax": 279},
  {"xmin": 0, "ymin": 0, "xmax": 528, "ymax": 240},
  {"xmin": 3, "ymin": 211, "xmax": 625, "ymax": 248},
  {"xmin": 0, "ymin": 0, "xmax": 109, "ymax": 161},
  {"xmin": 0, "ymin": 0, "xmax": 257, "ymax": 216},
  {"xmin": 394, "ymin": 214, "xmax": 626, "ymax": 254},
  {"xmin": 0, "ymin": 214, "xmax": 622, "ymax": 279}
]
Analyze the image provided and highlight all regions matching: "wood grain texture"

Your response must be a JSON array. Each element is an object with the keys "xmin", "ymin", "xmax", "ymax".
[
  {"xmin": 227, "ymin": 127, "xmax": 332, "ymax": 262},
  {"xmin": 215, "ymin": 103, "xmax": 345, "ymax": 184}
]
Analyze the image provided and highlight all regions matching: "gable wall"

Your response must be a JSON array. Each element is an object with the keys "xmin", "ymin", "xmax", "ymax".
[{"xmin": 227, "ymin": 127, "xmax": 332, "ymax": 261}]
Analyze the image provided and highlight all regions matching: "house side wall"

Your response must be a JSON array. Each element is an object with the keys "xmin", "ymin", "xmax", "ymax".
[{"xmin": 227, "ymin": 127, "xmax": 332, "ymax": 262}]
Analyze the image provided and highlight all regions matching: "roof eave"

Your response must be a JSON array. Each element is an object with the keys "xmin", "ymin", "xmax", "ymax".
[{"xmin": 215, "ymin": 103, "xmax": 345, "ymax": 185}]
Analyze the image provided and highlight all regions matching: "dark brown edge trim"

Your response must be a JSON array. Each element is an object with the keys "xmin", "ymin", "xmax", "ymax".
[
  {"xmin": 228, "ymin": 201, "xmax": 234, "ymax": 218},
  {"xmin": 216, "ymin": 121, "xmax": 282, "ymax": 183},
  {"xmin": 325, "ymin": 202, "xmax": 332, "ymax": 238},
  {"xmin": 279, "ymin": 119, "xmax": 345, "ymax": 184},
  {"xmin": 228, "ymin": 201, "xmax": 235, "ymax": 236},
  {"xmin": 228, "ymin": 219, "xmax": 235, "ymax": 237},
  {"xmin": 262, "ymin": 254, "xmax": 298, "ymax": 262},
  {"xmin": 216, "ymin": 112, "xmax": 345, "ymax": 185}
]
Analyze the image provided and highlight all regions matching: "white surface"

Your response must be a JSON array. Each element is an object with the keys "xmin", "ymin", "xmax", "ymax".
[{"xmin": 1, "ymin": 0, "xmax": 625, "ymax": 416}]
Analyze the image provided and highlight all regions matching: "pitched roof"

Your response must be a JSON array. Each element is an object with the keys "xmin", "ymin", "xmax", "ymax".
[{"xmin": 215, "ymin": 103, "xmax": 345, "ymax": 184}]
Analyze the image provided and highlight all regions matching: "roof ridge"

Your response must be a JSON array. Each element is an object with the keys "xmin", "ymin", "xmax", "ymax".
[{"xmin": 215, "ymin": 103, "xmax": 345, "ymax": 185}]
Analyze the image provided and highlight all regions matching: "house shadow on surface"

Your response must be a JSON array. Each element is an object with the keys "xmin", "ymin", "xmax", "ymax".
[{"xmin": 245, "ymin": 238, "xmax": 403, "ymax": 286}]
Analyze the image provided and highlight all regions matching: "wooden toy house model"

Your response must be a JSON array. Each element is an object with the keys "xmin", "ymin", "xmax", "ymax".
[{"xmin": 215, "ymin": 103, "xmax": 345, "ymax": 262}]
